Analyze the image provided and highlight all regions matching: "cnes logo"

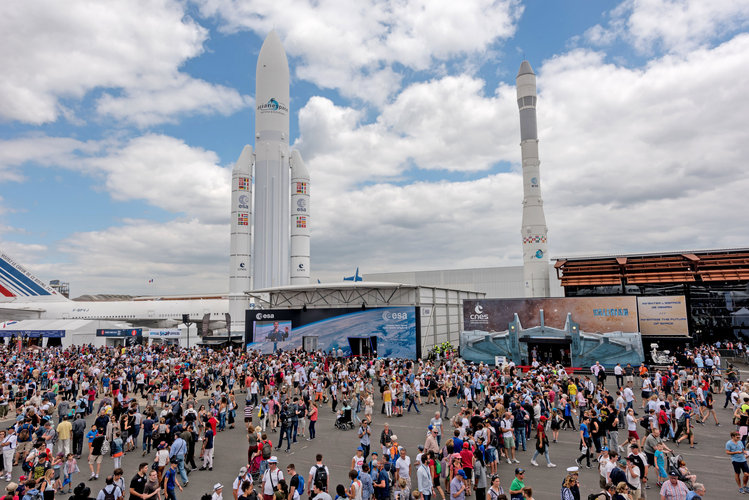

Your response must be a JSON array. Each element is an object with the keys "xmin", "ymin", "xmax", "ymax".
[{"xmin": 469, "ymin": 303, "xmax": 489, "ymax": 321}]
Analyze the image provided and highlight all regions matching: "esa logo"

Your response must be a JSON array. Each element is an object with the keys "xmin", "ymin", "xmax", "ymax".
[
  {"xmin": 238, "ymin": 195, "xmax": 249, "ymax": 210},
  {"xmin": 382, "ymin": 311, "xmax": 408, "ymax": 321},
  {"xmin": 469, "ymin": 303, "xmax": 489, "ymax": 321},
  {"xmin": 296, "ymin": 198, "xmax": 307, "ymax": 212},
  {"xmin": 255, "ymin": 313, "xmax": 275, "ymax": 320}
]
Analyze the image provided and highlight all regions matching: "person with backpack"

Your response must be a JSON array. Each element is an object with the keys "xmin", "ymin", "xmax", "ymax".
[
  {"xmin": 307, "ymin": 454, "xmax": 329, "ymax": 496},
  {"xmin": 163, "ymin": 459, "xmax": 183, "ymax": 500},
  {"xmin": 232, "ymin": 466, "xmax": 254, "ymax": 500},
  {"xmin": 286, "ymin": 464, "xmax": 304, "ymax": 500},
  {"xmin": 276, "ymin": 404, "xmax": 292, "ymax": 453},
  {"xmin": 259, "ymin": 434, "xmax": 273, "ymax": 476},
  {"xmin": 262, "ymin": 457, "xmax": 283, "ymax": 500},
  {"xmin": 97, "ymin": 475, "xmax": 123, "ymax": 500}
]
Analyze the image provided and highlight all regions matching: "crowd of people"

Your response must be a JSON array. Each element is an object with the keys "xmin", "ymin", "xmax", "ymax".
[{"xmin": 0, "ymin": 340, "xmax": 740, "ymax": 500}]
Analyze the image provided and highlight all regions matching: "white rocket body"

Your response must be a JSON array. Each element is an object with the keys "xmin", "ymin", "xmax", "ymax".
[
  {"xmin": 290, "ymin": 150, "xmax": 310, "ymax": 284},
  {"xmin": 252, "ymin": 31, "xmax": 310, "ymax": 289},
  {"xmin": 229, "ymin": 145, "xmax": 253, "ymax": 335},
  {"xmin": 516, "ymin": 61, "xmax": 550, "ymax": 297}
]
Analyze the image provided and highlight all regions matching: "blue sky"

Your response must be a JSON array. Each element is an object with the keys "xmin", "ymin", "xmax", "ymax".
[{"xmin": 1, "ymin": 0, "xmax": 748, "ymax": 295}]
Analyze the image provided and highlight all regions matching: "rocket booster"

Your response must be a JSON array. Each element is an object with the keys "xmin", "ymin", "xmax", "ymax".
[
  {"xmin": 290, "ymin": 150, "xmax": 310, "ymax": 284},
  {"xmin": 229, "ymin": 145, "xmax": 253, "ymax": 335},
  {"xmin": 516, "ymin": 61, "xmax": 550, "ymax": 297}
]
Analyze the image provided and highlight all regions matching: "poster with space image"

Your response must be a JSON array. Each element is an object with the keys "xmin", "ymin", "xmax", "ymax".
[{"xmin": 246, "ymin": 306, "xmax": 418, "ymax": 358}]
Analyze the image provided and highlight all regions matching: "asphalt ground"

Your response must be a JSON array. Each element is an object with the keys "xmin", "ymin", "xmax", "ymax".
[{"xmin": 2, "ymin": 377, "xmax": 742, "ymax": 499}]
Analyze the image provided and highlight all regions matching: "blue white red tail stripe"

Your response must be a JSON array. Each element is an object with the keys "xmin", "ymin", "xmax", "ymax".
[{"xmin": 0, "ymin": 253, "xmax": 52, "ymax": 297}]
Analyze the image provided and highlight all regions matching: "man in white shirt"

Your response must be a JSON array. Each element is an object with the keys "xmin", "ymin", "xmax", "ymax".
[
  {"xmin": 308, "ymin": 454, "xmax": 330, "ymax": 495},
  {"xmin": 0, "ymin": 428, "xmax": 16, "ymax": 481},
  {"xmin": 395, "ymin": 447, "xmax": 412, "ymax": 492},
  {"xmin": 614, "ymin": 364, "xmax": 624, "ymax": 389},
  {"xmin": 263, "ymin": 457, "xmax": 283, "ymax": 500},
  {"xmin": 623, "ymin": 385, "xmax": 636, "ymax": 413},
  {"xmin": 500, "ymin": 412, "xmax": 517, "ymax": 464}
]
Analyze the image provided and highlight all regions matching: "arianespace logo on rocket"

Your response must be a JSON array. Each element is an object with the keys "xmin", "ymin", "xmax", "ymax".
[{"xmin": 257, "ymin": 98, "xmax": 288, "ymax": 115}]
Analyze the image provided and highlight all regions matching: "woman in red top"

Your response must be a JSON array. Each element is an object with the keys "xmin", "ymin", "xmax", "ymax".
[{"xmin": 308, "ymin": 402, "xmax": 318, "ymax": 440}]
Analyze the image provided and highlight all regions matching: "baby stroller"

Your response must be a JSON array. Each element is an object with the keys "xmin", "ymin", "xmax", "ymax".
[
  {"xmin": 335, "ymin": 407, "xmax": 354, "ymax": 430},
  {"xmin": 667, "ymin": 453, "xmax": 694, "ymax": 490},
  {"xmin": 248, "ymin": 454, "xmax": 263, "ymax": 482}
]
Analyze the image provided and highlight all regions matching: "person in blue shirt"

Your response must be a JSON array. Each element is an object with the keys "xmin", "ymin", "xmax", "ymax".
[
  {"xmin": 575, "ymin": 416, "xmax": 592, "ymax": 468},
  {"xmin": 373, "ymin": 459, "xmax": 390, "ymax": 500},
  {"xmin": 162, "ymin": 459, "xmax": 184, "ymax": 500},
  {"xmin": 169, "ymin": 435, "xmax": 189, "ymax": 487},
  {"xmin": 726, "ymin": 431, "xmax": 749, "ymax": 493}
]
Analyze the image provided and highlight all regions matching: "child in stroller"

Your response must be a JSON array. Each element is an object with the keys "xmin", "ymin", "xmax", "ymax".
[{"xmin": 666, "ymin": 452, "xmax": 695, "ymax": 490}]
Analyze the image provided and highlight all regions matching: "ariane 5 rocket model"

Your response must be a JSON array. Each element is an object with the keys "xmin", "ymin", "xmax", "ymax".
[
  {"xmin": 229, "ymin": 31, "xmax": 310, "ymax": 336},
  {"xmin": 516, "ymin": 61, "xmax": 550, "ymax": 297}
]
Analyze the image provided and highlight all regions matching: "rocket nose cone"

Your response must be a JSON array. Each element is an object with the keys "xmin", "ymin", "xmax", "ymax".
[
  {"xmin": 517, "ymin": 60, "xmax": 535, "ymax": 78},
  {"xmin": 258, "ymin": 30, "xmax": 289, "ymax": 72},
  {"xmin": 234, "ymin": 145, "xmax": 253, "ymax": 173}
]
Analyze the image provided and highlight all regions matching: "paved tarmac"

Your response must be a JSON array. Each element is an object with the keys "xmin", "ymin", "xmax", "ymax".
[{"xmin": 6, "ymin": 380, "xmax": 740, "ymax": 499}]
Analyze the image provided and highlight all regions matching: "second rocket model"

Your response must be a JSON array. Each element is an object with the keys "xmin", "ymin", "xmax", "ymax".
[
  {"xmin": 228, "ymin": 31, "xmax": 311, "ymax": 336},
  {"xmin": 516, "ymin": 61, "xmax": 550, "ymax": 297}
]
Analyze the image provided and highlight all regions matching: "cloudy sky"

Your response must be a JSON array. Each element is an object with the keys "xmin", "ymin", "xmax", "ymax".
[{"xmin": 1, "ymin": 0, "xmax": 748, "ymax": 296}]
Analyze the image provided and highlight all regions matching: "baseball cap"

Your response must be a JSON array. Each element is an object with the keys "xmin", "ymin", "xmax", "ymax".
[
  {"xmin": 268, "ymin": 456, "xmax": 278, "ymax": 463},
  {"xmin": 515, "ymin": 468, "xmax": 525, "ymax": 474},
  {"xmin": 457, "ymin": 470, "xmax": 467, "ymax": 478},
  {"xmin": 214, "ymin": 483, "xmax": 223, "ymax": 491},
  {"xmin": 463, "ymin": 442, "xmax": 469, "ymax": 448},
  {"xmin": 357, "ymin": 446, "xmax": 364, "ymax": 451},
  {"xmin": 391, "ymin": 435, "xmax": 398, "ymax": 440},
  {"xmin": 239, "ymin": 467, "xmax": 248, "ymax": 475}
]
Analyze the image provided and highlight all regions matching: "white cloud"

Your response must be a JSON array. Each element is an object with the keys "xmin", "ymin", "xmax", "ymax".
[
  {"xmin": 195, "ymin": 0, "xmax": 522, "ymax": 104},
  {"xmin": 54, "ymin": 218, "xmax": 229, "ymax": 294},
  {"xmin": 0, "ymin": 136, "xmax": 102, "ymax": 182},
  {"xmin": 0, "ymin": 0, "xmax": 248, "ymax": 125},
  {"xmin": 294, "ymin": 75, "xmax": 518, "ymax": 197},
  {"xmin": 0, "ymin": 134, "xmax": 230, "ymax": 222},
  {"xmin": 87, "ymin": 135, "xmax": 231, "ymax": 222},
  {"xmin": 293, "ymin": 34, "xmax": 749, "ymax": 278},
  {"xmin": 586, "ymin": 0, "xmax": 749, "ymax": 53}
]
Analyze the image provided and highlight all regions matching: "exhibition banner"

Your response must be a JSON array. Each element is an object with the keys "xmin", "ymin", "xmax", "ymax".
[
  {"xmin": 147, "ymin": 329, "xmax": 181, "ymax": 338},
  {"xmin": 636, "ymin": 296, "xmax": 689, "ymax": 336},
  {"xmin": 463, "ymin": 297, "xmax": 638, "ymax": 333},
  {"xmin": 246, "ymin": 306, "xmax": 418, "ymax": 358}
]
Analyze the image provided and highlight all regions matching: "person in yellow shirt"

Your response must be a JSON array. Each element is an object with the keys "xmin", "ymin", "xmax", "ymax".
[
  {"xmin": 57, "ymin": 415, "xmax": 73, "ymax": 456},
  {"xmin": 568, "ymin": 382, "xmax": 578, "ymax": 407},
  {"xmin": 383, "ymin": 386, "xmax": 393, "ymax": 417}
]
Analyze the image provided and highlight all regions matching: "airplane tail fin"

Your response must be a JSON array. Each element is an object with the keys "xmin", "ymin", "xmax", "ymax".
[{"xmin": 0, "ymin": 251, "xmax": 69, "ymax": 302}]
